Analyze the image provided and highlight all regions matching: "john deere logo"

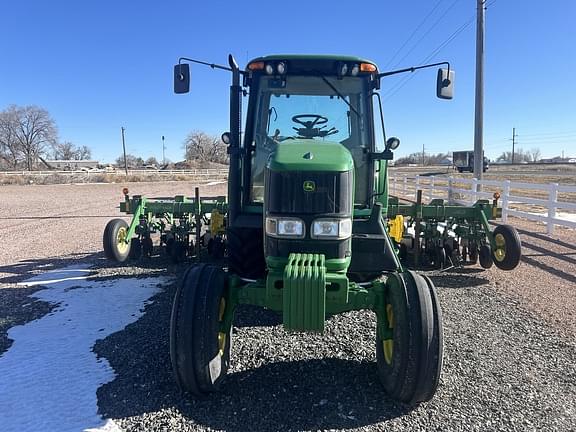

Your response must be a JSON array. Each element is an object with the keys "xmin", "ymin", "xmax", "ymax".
[{"xmin": 303, "ymin": 180, "xmax": 315, "ymax": 192}]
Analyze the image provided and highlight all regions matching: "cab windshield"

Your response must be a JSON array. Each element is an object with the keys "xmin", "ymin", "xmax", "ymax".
[{"xmin": 250, "ymin": 75, "xmax": 372, "ymax": 203}]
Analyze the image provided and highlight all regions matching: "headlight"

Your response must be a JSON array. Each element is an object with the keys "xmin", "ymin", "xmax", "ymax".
[
  {"xmin": 266, "ymin": 217, "xmax": 305, "ymax": 238},
  {"xmin": 311, "ymin": 218, "xmax": 352, "ymax": 239}
]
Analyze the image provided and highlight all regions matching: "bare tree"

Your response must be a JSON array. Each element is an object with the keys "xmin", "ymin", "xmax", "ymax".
[
  {"xmin": 78, "ymin": 145, "xmax": 92, "ymax": 160},
  {"xmin": 497, "ymin": 148, "xmax": 531, "ymax": 163},
  {"xmin": 11, "ymin": 105, "xmax": 58, "ymax": 170},
  {"xmin": 145, "ymin": 156, "xmax": 159, "ymax": 166},
  {"xmin": 530, "ymin": 147, "xmax": 541, "ymax": 163},
  {"xmin": 53, "ymin": 141, "xmax": 76, "ymax": 160},
  {"xmin": 116, "ymin": 154, "xmax": 144, "ymax": 168},
  {"xmin": 52, "ymin": 142, "xmax": 92, "ymax": 162},
  {"xmin": 183, "ymin": 131, "xmax": 228, "ymax": 164},
  {"xmin": 0, "ymin": 107, "xmax": 22, "ymax": 169}
]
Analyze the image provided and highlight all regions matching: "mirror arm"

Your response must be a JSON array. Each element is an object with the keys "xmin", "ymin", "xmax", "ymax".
[
  {"xmin": 178, "ymin": 57, "xmax": 247, "ymax": 75},
  {"xmin": 371, "ymin": 91, "xmax": 387, "ymax": 144},
  {"xmin": 378, "ymin": 61, "xmax": 450, "ymax": 78}
]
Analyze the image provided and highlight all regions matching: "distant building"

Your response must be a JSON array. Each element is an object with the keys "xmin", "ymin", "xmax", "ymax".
[
  {"xmin": 45, "ymin": 160, "xmax": 100, "ymax": 170},
  {"xmin": 539, "ymin": 157, "xmax": 573, "ymax": 164}
]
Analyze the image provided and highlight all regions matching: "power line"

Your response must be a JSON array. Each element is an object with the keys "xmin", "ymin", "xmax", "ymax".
[
  {"xmin": 383, "ymin": 0, "xmax": 499, "ymax": 102},
  {"xmin": 384, "ymin": 0, "xmax": 446, "ymax": 69},
  {"xmin": 383, "ymin": 16, "xmax": 474, "ymax": 100},
  {"xmin": 391, "ymin": 0, "xmax": 462, "ymax": 70}
]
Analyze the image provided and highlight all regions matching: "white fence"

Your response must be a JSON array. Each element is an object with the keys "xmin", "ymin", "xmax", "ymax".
[
  {"xmin": 0, "ymin": 168, "xmax": 229, "ymax": 177},
  {"xmin": 389, "ymin": 174, "xmax": 576, "ymax": 235}
]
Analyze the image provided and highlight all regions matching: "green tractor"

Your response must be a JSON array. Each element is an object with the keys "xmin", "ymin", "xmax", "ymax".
[
  {"xmin": 168, "ymin": 54, "xmax": 462, "ymax": 405},
  {"xmin": 99, "ymin": 53, "xmax": 521, "ymax": 406}
]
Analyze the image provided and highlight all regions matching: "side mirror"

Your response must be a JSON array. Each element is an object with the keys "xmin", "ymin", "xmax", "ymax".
[
  {"xmin": 371, "ymin": 137, "xmax": 400, "ymax": 161},
  {"xmin": 386, "ymin": 136, "xmax": 400, "ymax": 150},
  {"xmin": 436, "ymin": 68, "xmax": 454, "ymax": 100},
  {"xmin": 174, "ymin": 64, "xmax": 190, "ymax": 94},
  {"xmin": 221, "ymin": 132, "xmax": 231, "ymax": 145}
]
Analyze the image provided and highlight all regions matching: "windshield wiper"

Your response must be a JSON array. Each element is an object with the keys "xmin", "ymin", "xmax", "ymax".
[{"xmin": 319, "ymin": 75, "xmax": 360, "ymax": 118}]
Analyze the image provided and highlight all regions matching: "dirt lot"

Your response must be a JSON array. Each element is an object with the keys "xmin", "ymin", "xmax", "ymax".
[{"xmin": 0, "ymin": 181, "xmax": 227, "ymax": 282}]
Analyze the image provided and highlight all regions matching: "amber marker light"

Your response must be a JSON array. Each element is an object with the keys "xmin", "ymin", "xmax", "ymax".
[
  {"xmin": 493, "ymin": 192, "xmax": 501, "ymax": 200},
  {"xmin": 248, "ymin": 61, "xmax": 265, "ymax": 71},
  {"xmin": 122, "ymin": 187, "xmax": 129, "ymax": 195},
  {"xmin": 360, "ymin": 63, "xmax": 377, "ymax": 73}
]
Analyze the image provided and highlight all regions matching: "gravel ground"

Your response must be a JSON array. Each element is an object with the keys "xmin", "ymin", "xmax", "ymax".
[
  {"xmin": 92, "ymin": 263, "xmax": 576, "ymax": 432},
  {"xmin": 1, "ymin": 181, "xmax": 575, "ymax": 431}
]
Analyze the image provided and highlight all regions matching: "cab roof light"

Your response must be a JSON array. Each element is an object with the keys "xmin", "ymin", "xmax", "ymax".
[
  {"xmin": 360, "ymin": 63, "xmax": 377, "ymax": 73},
  {"xmin": 248, "ymin": 61, "xmax": 265, "ymax": 71}
]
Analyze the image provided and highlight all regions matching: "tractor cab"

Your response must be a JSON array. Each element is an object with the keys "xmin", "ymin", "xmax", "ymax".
[{"xmin": 244, "ymin": 57, "xmax": 378, "ymax": 208}]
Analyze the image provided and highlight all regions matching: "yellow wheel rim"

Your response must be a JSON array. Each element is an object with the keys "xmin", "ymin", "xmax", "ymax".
[
  {"xmin": 217, "ymin": 298, "xmax": 227, "ymax": 356},
  {"xmin": 116, "ymin": 227, "xmax": 129, "ymax": 254},
  {"xmin": 217, "ymin": 332, "xmax": 227, "ymax": 356},
  {"xmin": 383, "ymin": 303, "xmax": 394, "ymax": 365},
  {"xmin": 493, "ymin": 233, "xmax": 506, "ymax": 262}
]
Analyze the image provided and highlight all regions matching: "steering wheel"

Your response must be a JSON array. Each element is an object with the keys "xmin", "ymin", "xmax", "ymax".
[
  {"xmin": 291, "ymin": 114, "xmax": 338, "ymax": 139},
  {"xmin": 292, "ymin": 114, "xmax": 328, "ymax": 129}
]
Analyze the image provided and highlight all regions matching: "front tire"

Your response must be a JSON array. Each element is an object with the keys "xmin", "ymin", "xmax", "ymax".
[
  {"xmin": 170, "ymin": 264, "xmax": 231, "ymax": 395},
  {"xmin": 376, "ymin": 271, "xmax": 443, "ymax": 405}
]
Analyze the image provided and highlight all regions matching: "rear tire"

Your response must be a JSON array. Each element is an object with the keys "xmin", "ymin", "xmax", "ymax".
[
  {"xmin": 170, "ymin": 264, "xmax": 231, "ymax": 395},
  {"xmin": 376, "ymin": 271, "xmax": 443, "ymax": 405},
  {"xmin": 103, "ymin": 219, "xmax": 131, "ymax": 262}
]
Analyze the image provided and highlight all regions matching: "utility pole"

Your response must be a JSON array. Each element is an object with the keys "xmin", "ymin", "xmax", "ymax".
[
  {"xmin": 162, "ymin": 135, "xmax": 166, "ymax": 165},
  {"xmin": 422, "ymin": 144, "xmax": 425, "ymax": 166},
  {"xmin": 473, "ymin": 0, "xmax": 485, "ymax": 181},
  {"xmin": 121, "ymin": 127, "xmax": 128, "ymax": 176},
  {"xmin": 511, "ymin": 127, "xmax": 518, "ymax": 163}
]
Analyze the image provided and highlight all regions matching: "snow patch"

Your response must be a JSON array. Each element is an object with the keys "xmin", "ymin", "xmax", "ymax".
[{"xmin": 0, "ymin": 265, "xmax": 165, "ymax": 432}]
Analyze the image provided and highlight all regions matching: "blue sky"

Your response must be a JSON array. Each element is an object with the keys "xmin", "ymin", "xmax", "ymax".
[{"xmin": 1, "ymin": 0, "xmax": 575, "ymax": 163}]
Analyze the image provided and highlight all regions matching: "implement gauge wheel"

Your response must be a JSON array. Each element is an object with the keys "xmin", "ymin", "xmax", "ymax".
[
  {"xmin": 103, "ymin": 219, "xmax": 131, "ymax": 262},
  {"xmin": 492, "ymin": 225, "xmax": 522, "ymax": 270},
  {"xmin": 170, "ymin": 264, "xmax": 231, "ymax": 396},
  {"xmin": 129, "ymin": 238, "xmax": 142, "ymax": 260},
  {"xmin": 376, "ymin": 271, "xmax": 443, "ymax": 405},
  {"xmin": 479, "ymin": 244, "xmax": 493, "ymax": 269},
  {"xmin": 142, "ymin": 236, "xmax": 154, "ymax": 257}
]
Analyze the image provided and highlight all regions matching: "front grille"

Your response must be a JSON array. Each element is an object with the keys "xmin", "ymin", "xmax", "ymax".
[{"xmin": 266, "ymin": 170, "xmax": 352, "ymax": 215}]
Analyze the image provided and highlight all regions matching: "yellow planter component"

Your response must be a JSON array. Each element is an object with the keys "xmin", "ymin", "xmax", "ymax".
[
  {"xmin": 387, "ymin": 215, "xmax": 405, "ymax": 244},
  {"xmin": 210, "ymin": 209, "xmax": 225, "ymax": 235}
]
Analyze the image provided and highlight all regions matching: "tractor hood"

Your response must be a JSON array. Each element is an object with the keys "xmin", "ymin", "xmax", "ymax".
[{"xmin": 267, "ymin": 140, "xmax": 354, "ymax": 172}]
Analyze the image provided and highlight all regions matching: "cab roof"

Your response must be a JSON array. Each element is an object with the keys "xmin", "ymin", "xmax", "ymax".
[{"xmin": 247, "ymin": 54, "xmax": 378, "ymax": 69}]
